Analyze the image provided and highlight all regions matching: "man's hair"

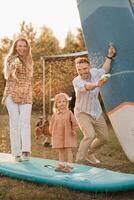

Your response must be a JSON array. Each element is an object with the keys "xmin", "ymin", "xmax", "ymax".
[{"xmin": 74, "ymin": 57, "xmax": 90, "ymax": 64}]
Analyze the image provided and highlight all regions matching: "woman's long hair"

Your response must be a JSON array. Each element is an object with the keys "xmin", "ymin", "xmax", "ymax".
[{"xmin": 3, "ymin": 38, "xmax": 33, "ymax": 79}]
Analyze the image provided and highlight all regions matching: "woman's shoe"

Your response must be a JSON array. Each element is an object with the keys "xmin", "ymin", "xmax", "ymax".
[
  {"xmin": 22, "ymin": 152, "xmax": 30, "ymax": 161},
  {"xmin": 15, "ymin": 156, "xmax": 22, "ymax": 162}
]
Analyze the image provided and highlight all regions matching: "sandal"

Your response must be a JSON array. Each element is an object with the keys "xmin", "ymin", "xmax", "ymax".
[
  {"xmin": 55, "ymin": 164, "xmax": 65, "ymax": 172},
  {"xmin": 61, "ymin": 166, "xmax": 72, "ymax": 173},
  {"xmin": 66, "ymin": 165, "xmax": 74, "ymax": 170}
]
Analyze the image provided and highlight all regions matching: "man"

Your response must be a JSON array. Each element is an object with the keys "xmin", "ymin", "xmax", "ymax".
[{"xmin": 73, "ymin": 46, "xmax": 116, "ymax": 164}]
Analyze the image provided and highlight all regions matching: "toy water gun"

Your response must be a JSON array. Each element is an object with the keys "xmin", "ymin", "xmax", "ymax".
[
  {"xmin": 100, "ymin": 73, "xmax": 111, "ymax": 82},
  {"xmin": 14, "ymin": 57, "xmax": 21, "ymax": 65},
  {"xmin": 12, "ymin": 57, "xmax": 21, "ymax": 80}
]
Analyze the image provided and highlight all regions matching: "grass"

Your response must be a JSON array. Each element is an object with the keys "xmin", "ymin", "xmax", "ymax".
[{"xmin": 0, "ymin": 113, "xmax": 134, "ymax": 200}]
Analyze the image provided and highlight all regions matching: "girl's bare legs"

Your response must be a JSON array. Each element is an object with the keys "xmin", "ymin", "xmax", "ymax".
[
  {"xmin": 66, "ymin": 147, "xmax": 74, "ymax": 169},
  {"xmin": 55, "ymin": 148, "xmax": 66, "ymax": 171},
  {"xmin": 58, "ymin": 148, "xmax": 65, "ymax": 165},
  {"xmin": 66, "ymin": 147, "xmax": 73, "ymax": 163},
  {"xmin": 55, "ymin": 148, "xmax": 74, "ymax": 172}
]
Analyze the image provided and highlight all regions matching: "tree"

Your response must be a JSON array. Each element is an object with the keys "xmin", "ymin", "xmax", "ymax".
[
  {"xmin": 63, "ymin": 28, "xmax": 86, "ymax": 53},
  {"xmin": 0, "ymin": 37, "xmax": 12, "ymax": 101},
  {"xmin": 18, "ymin": 21, "xmax": 37, "ymax": 45},
  {"xmin": 75, "ymin": 28, "xmax": 87, "ymax": 51},
  {"xmin": 63, "ymin": 31, "xmax": 77, "ymax": 53},
  {"xmin": 32, "ymin": 26, "xmax": 60, "ymax": 59},
  {"xmin": 0, "ymin": 37, "xmax": 12, "ymax": 54}
]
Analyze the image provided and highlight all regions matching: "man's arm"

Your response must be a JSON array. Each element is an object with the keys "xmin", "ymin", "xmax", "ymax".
[
  {"xmin": 84, "ymin": 82, "xmax": 98, "ymax": 90},
  {"xmin": 103, "ymin": 46, "xmax": 116, "ymax": 73},
  {"xmin": 73, "ymin": 77, "xmax": 98, "ymax": 92}
]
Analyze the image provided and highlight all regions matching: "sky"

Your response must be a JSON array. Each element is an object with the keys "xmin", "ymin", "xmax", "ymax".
[{"xmin": 0, "ymin": 0, "xmax": 81, "ymax": 46}]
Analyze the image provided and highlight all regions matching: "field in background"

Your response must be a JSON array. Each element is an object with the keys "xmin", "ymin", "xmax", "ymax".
[{"xmin": 0, "ymin": 113, "xmax": 134, "ymax": 200}]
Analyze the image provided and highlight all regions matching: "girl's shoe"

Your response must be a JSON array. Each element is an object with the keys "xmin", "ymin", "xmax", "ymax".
[
  {"xmin": 62, "ymin": 166, "xmax": 72, "ymax": 173},
  {"xmin": 66, "ymin": 165, "xmax": 74, "ymax": 170},
  {"xmin": 22, "ymin": 152, "xmax": 30, "ymax": 161},
  {"xmin": 15, "ymin": 156, "xmax": 22, "ymax": 162},
  {"xmin": 55, "ymin": 164, "xmax": 65, "ymax": 172}
]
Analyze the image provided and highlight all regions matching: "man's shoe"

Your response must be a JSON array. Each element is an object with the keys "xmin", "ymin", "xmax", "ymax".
[{"xmin": 86, "ymin": 154, "xmax": 100, "ymax": 164}]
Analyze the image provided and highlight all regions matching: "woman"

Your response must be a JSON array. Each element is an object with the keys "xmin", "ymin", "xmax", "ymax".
[{"xmin": 2, "ymin": 38, "xmax": 34, "ymax": 162}]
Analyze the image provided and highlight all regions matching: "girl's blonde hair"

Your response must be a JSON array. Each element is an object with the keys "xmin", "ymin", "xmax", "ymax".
[
  {"xmin": 3, "ymin": 38, "xmax": 33, "ymax": 79},
  {"xmin": 53, "ymin": 93, "xmax": 70, "ymax": 113}
]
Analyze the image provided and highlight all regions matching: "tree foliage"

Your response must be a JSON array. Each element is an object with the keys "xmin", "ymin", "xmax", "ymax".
[
  {"xmin": 18, "ymin": 21, "xmax": 37, "ymax": 45},
  {"xmin": 63, "ymin": 28, "xmax": 86, "ymax": 53},
  {"xmin": 75, "ymin": 28, "xmax": 87, "ymax": 51},
  {"xmin": 32, "ymin": 26, "xmax": 61, "ymax": 59}
]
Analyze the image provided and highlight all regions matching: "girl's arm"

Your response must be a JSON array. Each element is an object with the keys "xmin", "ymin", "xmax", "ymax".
[{"xmin": 70, "ymin": 111, "xmax": 79, "ymax": 135}]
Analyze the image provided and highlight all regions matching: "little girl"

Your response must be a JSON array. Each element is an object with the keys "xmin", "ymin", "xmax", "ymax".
[{"xmin": 49, "ymin": 93, "xmax": 78, "ymax": 172}]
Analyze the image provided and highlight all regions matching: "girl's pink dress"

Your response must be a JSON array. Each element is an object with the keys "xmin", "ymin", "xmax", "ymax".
[{"xmin": 49, "ymin": 110, "xmax": 78, "ymax": 148}]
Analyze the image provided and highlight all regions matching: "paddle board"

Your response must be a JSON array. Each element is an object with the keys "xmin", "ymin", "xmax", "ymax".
[
  {"xmin": 0, "ymin": 153, "xmax": 134, "ymax": 192},
  {"xmin": 77, "ymin": 0, "xmax": 134, "ymax": 162}
]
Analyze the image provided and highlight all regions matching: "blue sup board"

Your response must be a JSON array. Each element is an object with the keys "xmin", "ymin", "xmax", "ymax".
[
  {"xmin": 77, "ymin": 0, "xmax": 134, "ymax": 162},
  {"xmin": 0, "ymin": 153, "xmax": 134, "ymax": 192}
]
